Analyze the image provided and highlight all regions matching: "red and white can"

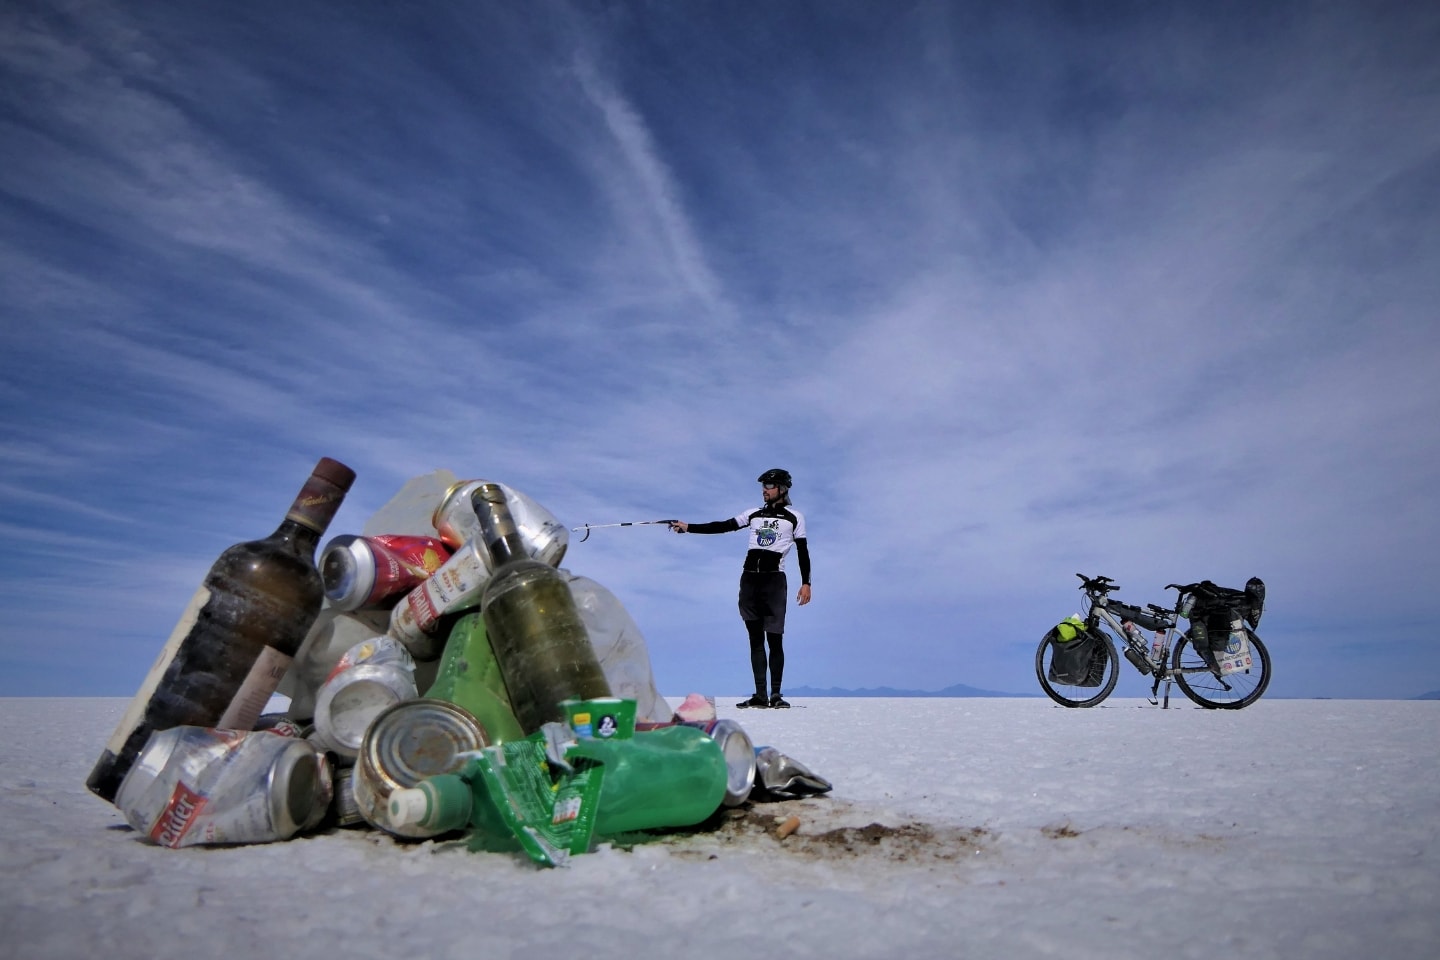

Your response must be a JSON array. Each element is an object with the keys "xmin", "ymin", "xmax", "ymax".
[{"xmin": 320, "ymin": 534, "xmax": 451, "ymax": 611}]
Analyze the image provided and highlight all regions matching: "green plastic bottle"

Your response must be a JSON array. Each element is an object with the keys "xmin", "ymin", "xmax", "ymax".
[
  {"xmin": 423, "ymin": 611, "xmax": 526, "ymax": 744},
  {"xmin": 567, "ymin": 725, "xmax": 728, "ymax": 837},
  {"xmin": 474, "ymin": 484, "xmax": 611, "ymax": 734},
  {"xmin": 387, "ymin": 724, "xmax": 727, "ymax": 861}
]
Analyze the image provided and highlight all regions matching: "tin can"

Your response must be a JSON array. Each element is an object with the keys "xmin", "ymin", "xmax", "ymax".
[
  {"xmin": 432, "ymin": 479, "xmax": 569, "ymax": 566},
  {"xmin": 351, "ymin": 698, "xmax": 489, "ymax": 838},
  {"xmin": 679, "ymin": 718, "xmax": 756, "ymax": 807},
  {"xmin": 320, "ymin": 534, "xmax": 451, "ymax": 611},
  {"xmin": 115, "ymin": 726, "xmax": 332, "ymax": 848}
]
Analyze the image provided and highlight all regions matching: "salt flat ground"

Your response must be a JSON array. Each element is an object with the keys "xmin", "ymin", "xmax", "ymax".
[{"xmin": 1, "ymin": 697, "xmax": 1436, "ymax": 960}]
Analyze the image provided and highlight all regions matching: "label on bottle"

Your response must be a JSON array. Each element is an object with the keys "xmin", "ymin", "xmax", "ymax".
[
  {"xmin": 106, "ymin": 584, "xmax": 211, "ymax": 754},
  {"xmin": 217, "ymin": 645, "xmax": 295, "ymax": 731},
  {"xmin": 286, "ymin": 471, "xmax": 350, "ymax": 534}
]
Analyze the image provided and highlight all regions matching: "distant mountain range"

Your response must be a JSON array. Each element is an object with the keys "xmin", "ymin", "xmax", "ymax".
[
  {"xmin": 1416, "ymin": 691, "xmax": 1440, "ymax": 700},
  {"xmin": 786, "ymin": 682, "xmax": 1037, "ymax": 698}
]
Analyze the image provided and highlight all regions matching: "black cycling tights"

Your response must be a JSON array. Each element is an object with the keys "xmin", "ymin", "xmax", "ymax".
[{"xmin": 746, "ymin": 620, "xmax": 784, "ymax": 695}]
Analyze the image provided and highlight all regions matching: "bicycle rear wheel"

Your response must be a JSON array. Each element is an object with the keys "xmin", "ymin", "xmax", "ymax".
[
  {"xmin": 1035, "ymin": 632, "xmax": 1119, "ymax": 707},
  {"xmin": 1172, "ymin": 627, "xmax": 1271, "ymax": 709}
]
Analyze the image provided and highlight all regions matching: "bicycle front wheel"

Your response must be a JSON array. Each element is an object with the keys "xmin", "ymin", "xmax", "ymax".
[
  {"xmin": 1035, "ymin": 632, "xmax": 1119, "ymax": 707},
  {"xmin": 1172, "ymin": 627, "xmax": 1271, "ymax": 709}
]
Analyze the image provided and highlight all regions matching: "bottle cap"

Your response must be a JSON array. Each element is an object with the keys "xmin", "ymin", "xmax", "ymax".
[
  {"xmin": 388, "ymin": 777, "xmax": 471, "ymax": 831},
  {"xmin": 314, "ymin": 457, "xmax": 357, "ymax": 490}
]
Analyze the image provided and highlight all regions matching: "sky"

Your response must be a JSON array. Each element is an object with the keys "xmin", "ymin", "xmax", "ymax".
[
  {"xmin": 3, "ymin": 0, "xmax": 1439, "ymax": 700},
  {"xmin": 4, "ymin": 696, "xmax": 1438, "ymax": 959}
]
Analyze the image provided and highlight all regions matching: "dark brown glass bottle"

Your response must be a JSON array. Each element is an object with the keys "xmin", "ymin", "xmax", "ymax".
[
  {"xmin": 86, "ymin": 457, "xmax": 356, "ymax": 804},
  {"xmin": 474, "ymin": 483, "xmax": 611, "ymax": 734}
]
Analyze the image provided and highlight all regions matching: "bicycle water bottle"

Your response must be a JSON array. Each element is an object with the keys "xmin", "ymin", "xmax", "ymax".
[
  {"xmin": 1121, "ymin": 621, "xmax": 1143, "ymax": 649},
  {"xmin": 1150, "ymin": 631, "xmax": 1166, "ymax": 665}
]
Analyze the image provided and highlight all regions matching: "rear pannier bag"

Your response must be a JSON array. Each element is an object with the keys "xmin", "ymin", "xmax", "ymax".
[
  {"xmin": 1189, "ymin": 577, "xmax": 1266, "ymax": 649},
  {"xmin": 1046, "ymin": 623, "xmax": 1106, "ymax": 686}
]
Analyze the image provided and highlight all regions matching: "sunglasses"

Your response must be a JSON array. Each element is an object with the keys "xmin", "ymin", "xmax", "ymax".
[{"xmin": 762, "ymin": 483, "xmax": 780, "ymax": 490}]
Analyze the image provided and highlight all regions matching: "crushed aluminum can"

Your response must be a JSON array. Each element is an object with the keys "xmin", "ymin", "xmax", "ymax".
[
  {"xmin": 678, "ymin": 718, "xmax": 756, "ymax": 807},
  {"xmin": 753, "ymin": 745, "xmax": 833, "ymax": 801},
  {"xmin": 431, "ymin": 479, "xmax": 569, "ymax": 566},
  {"xmin": 115, "ymin": 726, "xmax": 332, "ymax": 848},
  {"xmin": 351, "ymin": 698, "xmax": 489, "ymax": 839},
  {"xmin": 311, "ymin": 637, "xmax": 419, "ymax": 758},
  {"xmin": 320, "ymin": 534, "xmax": 451, "ymax": 611}
]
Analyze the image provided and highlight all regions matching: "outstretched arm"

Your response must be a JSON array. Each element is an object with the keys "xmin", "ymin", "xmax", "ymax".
[{"xmin": 669, "ymin": 518, "xmax": 741, "ymax": 534}]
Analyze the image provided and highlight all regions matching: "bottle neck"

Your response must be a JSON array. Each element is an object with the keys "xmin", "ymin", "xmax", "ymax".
[
  {"xmin": 276, "ymin": 457, "xmax": 354, "ymax": 549},
  {"xmin": 473, "ymin": 483, "xmax": 530, "ymax": 569}
]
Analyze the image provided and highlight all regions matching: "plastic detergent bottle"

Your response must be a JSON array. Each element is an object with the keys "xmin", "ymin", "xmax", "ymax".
[{"xmin": 423, "ymin": 611, "xmax": 526, "ymax": 744}]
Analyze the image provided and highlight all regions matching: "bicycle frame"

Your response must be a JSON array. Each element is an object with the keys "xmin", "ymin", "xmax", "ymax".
[{"xmin": 1086, "ymin": 594, "xmax": 1186, "ymax": 707}]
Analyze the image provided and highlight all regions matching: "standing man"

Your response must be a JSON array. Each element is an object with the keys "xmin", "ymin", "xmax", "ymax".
[{"xmin": 670, "ymin": 468, "xmax": 811, "ymax": 709}]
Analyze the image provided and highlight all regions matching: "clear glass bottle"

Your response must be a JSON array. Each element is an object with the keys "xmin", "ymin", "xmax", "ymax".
[
  {"xmin": 87, "ymin": 457, "xmax": 355, "ymax": 803},
  {"xmin": 474, "ymin": 483, "xmax": 610, "ymax": 734}
]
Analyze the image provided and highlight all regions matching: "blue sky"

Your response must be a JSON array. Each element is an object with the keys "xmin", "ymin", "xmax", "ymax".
[{"xmin": 3, "ymin": 0, "xmax": 1438, "ymax": 700}]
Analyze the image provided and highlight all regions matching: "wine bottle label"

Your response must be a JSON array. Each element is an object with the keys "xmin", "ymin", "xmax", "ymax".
[
  {"xmin": 106, "ymin": 584, "xmax": 211, "ymax": 754},
  {"xmin": 217, "ymin": 645, "xmax": 295, "ymax": 731},
  {"xmin": 286, "ymin": 472, "xmax": 350, "ymax": 534}
]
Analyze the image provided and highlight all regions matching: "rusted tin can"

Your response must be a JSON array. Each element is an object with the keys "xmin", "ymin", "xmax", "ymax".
[
  {"xmin": 678, "ymin": 718, "xmax": 756, "ymax": 807},
  {"xmin": 115, "ymin": 726, "xmax": 332, "ymax": 847},
  {"xmin": 351, "ymin": 698, "xmax": 489, "ymax": 838},
  {"xmin": 320, "ymin": 534, "xmax": 451, "ymax": 611},
  {"xmin": 431, "ymin": 479, "xmax": 569, "ymax": 566}
]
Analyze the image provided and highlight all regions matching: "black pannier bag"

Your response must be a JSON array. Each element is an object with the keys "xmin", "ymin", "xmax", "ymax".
[
  {"xmin": 1046, "ymin": 623, "xmax": 1106, "ymax": 686},
  {"xmin": 1189, "ymin": 578, "xmax": 1266, "ymax": 650}
]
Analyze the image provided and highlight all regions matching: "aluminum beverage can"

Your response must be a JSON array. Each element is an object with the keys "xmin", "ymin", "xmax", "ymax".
[
  {"xmin": 312, "ymin": 662, "xmax": 419, "ymax": 759},
  {"xmin": 386, "ymin": 540, "xmax": 491, "ymax": 660},
  {"xmin": 351, "ymin": 698, "xmax": 489, "ymax": 838},
  {"xmin": 331, "ymin": 762, "xmax": 365, "ymax": 827},
  {"xmin": 320, "ymin": 534, "xmax": 451, "ymax": 611},
  {"xmin": 431, "ymin": 479, "xmax": 570, "ymax": 566},
  {"xmin": 678, "ymin": 718, "xmax": 756, "ymax": 807},
  {"xmin": 115, "ymin": 726, "xmax": 332, "ymax": 848}
]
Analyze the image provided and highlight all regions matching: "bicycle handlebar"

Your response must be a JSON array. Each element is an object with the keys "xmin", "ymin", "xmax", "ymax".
[{"xmin": 1076, "ymin": 573, "xmax": 1119, "ymax": 593}]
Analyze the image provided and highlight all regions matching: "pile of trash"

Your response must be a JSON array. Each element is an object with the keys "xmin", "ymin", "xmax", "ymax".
[{"xmin": 91, "ymin": 468, "xmax": 830, "ymax": 866}]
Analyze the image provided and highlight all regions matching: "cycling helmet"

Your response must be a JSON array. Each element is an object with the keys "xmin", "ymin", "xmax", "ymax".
[{"xmin": 757, "ymin": 468, "xmax": 792, "ymax": 488}]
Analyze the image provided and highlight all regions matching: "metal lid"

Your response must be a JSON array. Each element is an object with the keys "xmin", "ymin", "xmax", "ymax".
[{"xmin": 353, "ymin": 698, "xmax": 489, "ymax": 837}]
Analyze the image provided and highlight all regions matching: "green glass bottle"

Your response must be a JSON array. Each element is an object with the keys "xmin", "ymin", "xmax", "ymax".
[{"xmin": 474, "ymin": 483, "xmax": 610, "ymax": 734}]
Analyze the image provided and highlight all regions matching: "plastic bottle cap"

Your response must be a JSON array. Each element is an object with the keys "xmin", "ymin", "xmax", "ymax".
[
  {"xmin": 388, "ymin": 787, "xmax": 431, "ymax": 828},
  {"xmin": 388, "ymin": 777, "xmax": 471, "ymax": 831}
]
